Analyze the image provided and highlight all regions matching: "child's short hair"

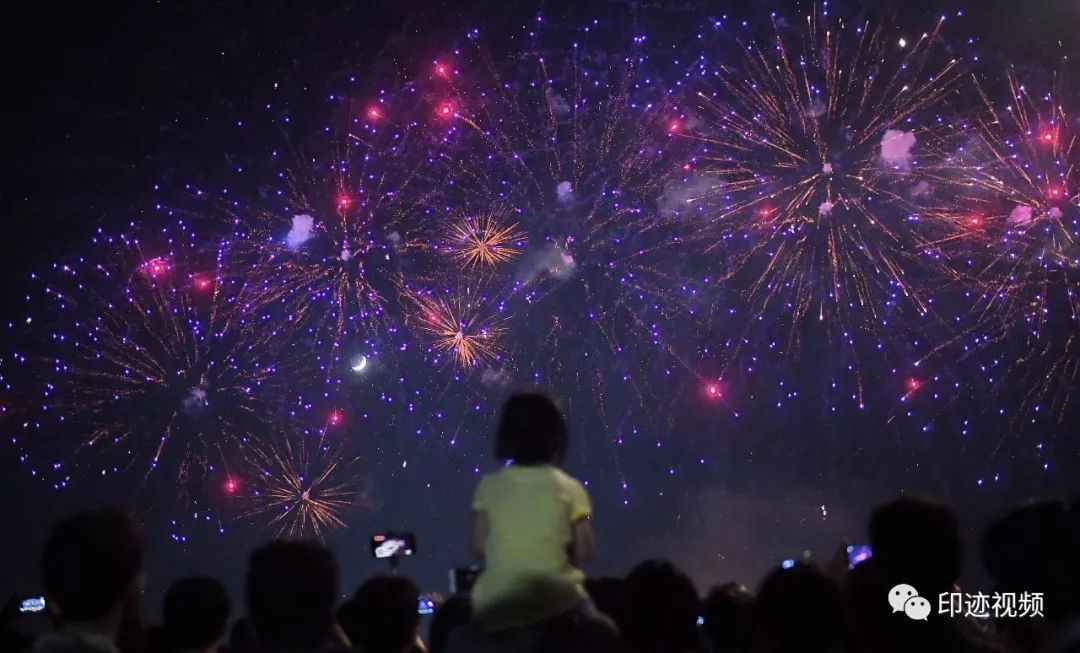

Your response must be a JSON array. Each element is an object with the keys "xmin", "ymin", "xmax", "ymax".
[{"xmin": 495, "ymin": 392, "xmax": 568, "ymax": 465}]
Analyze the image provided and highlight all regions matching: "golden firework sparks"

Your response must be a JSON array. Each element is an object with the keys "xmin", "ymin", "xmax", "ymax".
[
  {"xmin": 447, "ymin": 212, "xmax": 524, "ymax": 268},
  {"xmin": 242, "ymin": 432, "xmax": 361, "ymax": 539},
  {"xmin": 679, "ymin": 10, "xmax": 966, "ymax": 373},
  {"xmin": 411, "ymin": 291, "xmax": 506, "ymax": 368}
]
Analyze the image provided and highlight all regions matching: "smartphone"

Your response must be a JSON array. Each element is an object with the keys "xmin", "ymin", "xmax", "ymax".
[
  {"xmin": 19, "ymin": 597, "xmax": 46, "ymax": 613},
  {"xmin": 418, "ymin": 595, "xmax": 435, "ymax": 615},
  {"xmin": 846, "ymin": 544, "xmax": 872, "ymax": 568},
  {"xmin": 371, "ymin": 532, "xmax": 416, "ymax": 559}
]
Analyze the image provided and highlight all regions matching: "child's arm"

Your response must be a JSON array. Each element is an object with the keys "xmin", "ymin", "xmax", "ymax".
[
  {"xmin": 569, "ymin": 516, "xmax": 596, "ymax": 566},
  {"xmin": 469, "ymin": 509, "xmax": 488, "ymax": 559}
]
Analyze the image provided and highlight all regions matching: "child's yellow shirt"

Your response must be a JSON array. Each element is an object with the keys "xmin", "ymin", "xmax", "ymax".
[{"xmin": 470, "ymin": 464, "xmax": 592, "ymax": 631}]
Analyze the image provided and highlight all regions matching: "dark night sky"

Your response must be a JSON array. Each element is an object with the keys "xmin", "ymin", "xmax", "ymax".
[{"xmin": 3, "ymin": 0, "xmax": 1080, "ymax": 620}]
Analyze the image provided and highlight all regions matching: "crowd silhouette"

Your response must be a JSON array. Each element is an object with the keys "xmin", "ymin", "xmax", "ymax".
[{"xmin": 3, "ymin": 393, "xmax": 1078, "ymax": 653}]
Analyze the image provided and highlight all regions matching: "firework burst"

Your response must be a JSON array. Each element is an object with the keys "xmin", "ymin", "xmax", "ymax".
[
  {"xmin": 446, "ymin": 208, "xmax": 524, "ymax": 269},
  {"xmin": 681, "ymin": 11, "xmax": 968, "ymax": 363},
  {"xmin": 916, "ymin": 69, "xmax": 1080, "ymax": 439},
  {"xmin": 409, "ymin": 287, "xmax": 507, "ymax": 368},
  {"xmin": 9, "ymin": 224, "xmax": 294, "ymax": 509},
  {"xmin": 947, "ymin": 71, "xmax": 1078, "ymax": 314},
  {"xmin": 201, "ymin": 92, "xmax": 447, "ymax": 386},
  {"xmin": 240, "ymin": 427, "xmax": 363, "ymax": 538}
]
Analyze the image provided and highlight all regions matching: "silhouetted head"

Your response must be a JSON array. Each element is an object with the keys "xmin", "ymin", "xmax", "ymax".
[
  {"xmin": 983, "ymin": 498, "xmax": 1077, "ymax": 651},
  {"xmin": 702, "ymin": 582, "xmax": 754, "ymax": 653},
  {"xmin": 756, "ymin": 563, "xmax": 844, "ymax": 653},
  {"xmin": 41, "ymin": 507, "xmax": 143, "ymax": 623},
  {"xmin": 870, "ymin": 495, "xmax": 961, "ymax": 595},
  {"xmin": 495, "ymin": 392, "xmax": 568, "ymax": 465},
  {"xmin": 983, "ymin": 500, "xmax": 1068, "ymax": 592},
  {"xmin": 246, "ymin": 540, "xmax": 338, "ymax": 649},
  {"xmin": 625, "ymin": 559, "xmax": 700, "ymax": 653},
  {"xmin": 163, "ymin": 576, "xmax": 230, "ymax": 651},
  {"xmin": 339, "ymin": 574, "xmax": 420, "ymax": 653}
]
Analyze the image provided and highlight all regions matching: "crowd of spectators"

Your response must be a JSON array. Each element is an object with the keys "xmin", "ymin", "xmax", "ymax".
[{"xmin": 2, "ymin": 393, "xmax": 1078, "ymax": 653}]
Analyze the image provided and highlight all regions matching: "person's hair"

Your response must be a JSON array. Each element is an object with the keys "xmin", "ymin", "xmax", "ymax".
[
  {"xmin": 869, "ymin": 495, "xmax": 961, "ymax": 595},
  {"xmin": 41, "ymin": 507, "xmax": 143, "ymax": 622},
  {"xmin": 494, "ymin": 392, "xmax": 569, "ymax": 465},
  {"xmin": 755, "ymin": 563, "xmax": 844, "ymax": 653},
  {"xmin": 163, "ymin": 576, "xmax": 230, "ymax": 650},
  {"xmin": 702, "ymin": 582, "xmax": 754, "ymax": 653},
  {"xmin": 338, "ymin": 575, "xmax": 420, "ymax": 653},
  {"xmin": 427, "ymin": 593, "xmax": 472, "ymax": 653},
  {"xmin": 625, "ymin": 559, "xmax": 700, "ymax": 653},
  {"xmin": 246, "ymin": 540, "xmax": 338, "ymax": 649}
]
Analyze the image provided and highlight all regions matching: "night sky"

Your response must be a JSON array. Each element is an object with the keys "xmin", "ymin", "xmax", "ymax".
[{"xmin": 3, "ymin": 0, "xmax": 1080, "ymax": 619}]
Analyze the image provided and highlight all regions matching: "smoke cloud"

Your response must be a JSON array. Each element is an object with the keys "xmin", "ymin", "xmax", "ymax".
[
  {"xmin": 481, "ymin": 367, "xmax": 511, "ymax": 388},
  {"xmin": 640, "ymin": 487, "xmax": 863, "ymax": 591},
  {"xmin": 880, "ymin": 129, "xmax": 917, "ymax": 166},
  {"xmin": 286, "ymin": 214, "xmax": 316, "ymax": 249},
  {"xmin": 516, "ymin": 244, "xmax": 577, "ymax": 284},
  {"xmin": 182, "ymin": 384, "xmax": 209, "ymax": 417},
  {"xmin": 908, "ymin": 180, "xmax": 933, "ymax": 199},
  {"xmin": 1008, "ymin": 204, "xmax": 1034, "ymax": 226},
  {"xmin": 545, "ymin": 88, "xmax": 571, "ymax": 117},
  {"xmin": 657, "ymin": 174, "xmax": 720, "ymax": 218},
  {"xmin": 556, "ymin": 181, "xmax": 574, "ymax": 203}
]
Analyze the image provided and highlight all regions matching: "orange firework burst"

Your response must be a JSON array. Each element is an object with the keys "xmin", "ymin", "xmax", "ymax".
[
  {"xmin": 447, "ymin": 211, "xmax": 523, "ymax": 268},
  {"xmin": 241, "ymin": 431, "xmax": 362, "ymax": 539},
  {"xmin": 411, "ymin": 290, "xmax": 506, "ymax": 368}
]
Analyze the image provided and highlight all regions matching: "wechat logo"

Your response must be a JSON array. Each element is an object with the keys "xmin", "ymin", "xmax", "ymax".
[{"xmin": 889, "ymin": 584, "xmax": 931, "ymax": 621}]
